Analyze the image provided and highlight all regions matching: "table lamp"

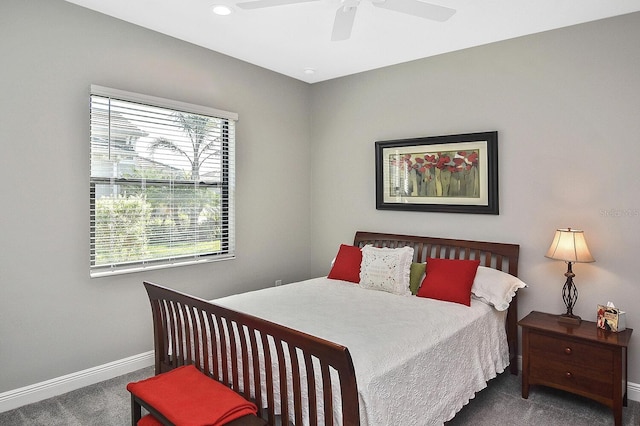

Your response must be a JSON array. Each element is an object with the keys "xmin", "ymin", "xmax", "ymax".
[{"xmin": 545, "ymin": 228, "xmax": 595, "ymax": 325}]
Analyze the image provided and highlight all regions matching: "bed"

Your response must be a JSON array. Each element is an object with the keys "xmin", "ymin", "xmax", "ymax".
[{"xmin": 143, "ymin": 231, "xmax": 521, "ymax": 426}]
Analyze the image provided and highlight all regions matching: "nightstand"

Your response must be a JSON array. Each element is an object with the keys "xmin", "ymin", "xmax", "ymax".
[{"xmin": 519, "ymin": 311, "xmax": 633, "ymax": 426}]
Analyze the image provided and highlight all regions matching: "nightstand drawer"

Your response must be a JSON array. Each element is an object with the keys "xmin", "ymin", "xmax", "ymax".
[
  {"xmin": 530, "ymin": 356, "xmax": 613, "ymax": 399},
  {"xmin": 529, "ymin": 332, "xmax": 613, "ymax": 372}
]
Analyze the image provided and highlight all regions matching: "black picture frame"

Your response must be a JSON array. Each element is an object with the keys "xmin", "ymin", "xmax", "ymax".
[{"xmin": 375, "ymin": 131, "xmax": 498, "ymax": 214}]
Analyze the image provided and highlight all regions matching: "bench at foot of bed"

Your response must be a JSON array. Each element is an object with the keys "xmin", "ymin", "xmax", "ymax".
[{"xmin": 127, "ymin": 364, "xmax": 267, "ymax": 426}]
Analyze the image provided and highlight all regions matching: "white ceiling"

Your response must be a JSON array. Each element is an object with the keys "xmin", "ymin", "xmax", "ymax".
[{"xmin": 65, "ymin": 0, "xmax": 640, "ymax": 83}]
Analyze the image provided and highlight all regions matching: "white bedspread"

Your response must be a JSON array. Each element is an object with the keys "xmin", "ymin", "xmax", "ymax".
[{"xmin": 214, "ymin": 277, "xmax": 509, "ymax": 426}]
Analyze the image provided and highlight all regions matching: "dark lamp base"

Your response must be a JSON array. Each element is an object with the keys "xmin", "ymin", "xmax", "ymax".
[{"xmin": 558, "ymin": 314, "xmax": 582, "ymax": 326}]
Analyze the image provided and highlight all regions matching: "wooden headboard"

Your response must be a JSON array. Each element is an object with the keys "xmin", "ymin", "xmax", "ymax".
[{"xmin": 353, "ymin": 231, "xmax": 521, "ymax": 375}]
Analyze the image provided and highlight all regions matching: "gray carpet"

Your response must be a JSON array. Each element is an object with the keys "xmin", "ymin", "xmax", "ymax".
[
  {"xmin": 0, "ymin": 367, "xmax": 154, "ymax": 426},
  {"xmin": 446, "ymin": 372, "xmax": 640, "ymax": 426},
  {"xmin": 0, "ymin": 368, "xmax": 638, "ymax": 425}
]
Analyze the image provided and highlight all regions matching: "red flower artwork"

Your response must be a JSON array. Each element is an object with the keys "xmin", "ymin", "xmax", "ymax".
[{"xmin": 388, "ymin": 149, "xmax": 480, "ymax": 198}]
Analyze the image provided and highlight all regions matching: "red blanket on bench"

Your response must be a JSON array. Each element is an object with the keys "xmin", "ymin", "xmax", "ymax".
[{"xmin": 127, "ymin": 365, "xmax": 258, "ymax": 426}]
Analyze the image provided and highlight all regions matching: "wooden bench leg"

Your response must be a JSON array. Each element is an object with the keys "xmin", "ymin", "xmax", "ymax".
[{"xmin": 131, "ymin": 395, "xmax": 142, "ymax": 426}]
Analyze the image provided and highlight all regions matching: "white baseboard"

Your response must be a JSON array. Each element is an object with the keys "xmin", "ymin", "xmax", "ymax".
[
  {"xmin": 1, "ymin": 352, "xmax": 637, "ymax": 414},
  {"xmin": 0, "ymin": 351, "xmax": 154, "ymax": 413},
  {"xmin": 627, "ymin": 381, "xmax": 640, "ymax": 403}
]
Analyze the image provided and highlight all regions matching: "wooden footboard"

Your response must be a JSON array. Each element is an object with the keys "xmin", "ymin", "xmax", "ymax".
[{"xmin": 143, "ymin": 281, "xmax": 359, "ymax": 426}]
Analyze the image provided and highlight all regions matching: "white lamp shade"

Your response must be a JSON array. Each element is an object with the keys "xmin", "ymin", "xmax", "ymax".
[{"xmin": 545, "ymin": 228, "xmax": 595, "ymax": 263}]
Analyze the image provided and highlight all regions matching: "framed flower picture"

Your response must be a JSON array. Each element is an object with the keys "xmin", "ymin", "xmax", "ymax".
[{"xmin": 375, "ymin": 131, "xmax": 498, "ymax": 214}]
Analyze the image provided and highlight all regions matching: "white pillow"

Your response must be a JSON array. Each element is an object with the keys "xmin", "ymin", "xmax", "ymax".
[
  {"xmin": 359, "ymin": 245, "xmax": 414, "ymax": 296},
  {"xmin": 471, "ymin": 266, "xmax": 527, "ymax": 311}
]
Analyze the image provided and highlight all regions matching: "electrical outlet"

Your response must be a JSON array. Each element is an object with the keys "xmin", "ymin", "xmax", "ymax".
[{"xmin": 275, "ymin": 280, "xmax": 282, "ymax": 287}]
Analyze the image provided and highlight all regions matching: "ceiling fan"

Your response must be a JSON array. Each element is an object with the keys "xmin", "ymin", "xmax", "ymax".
[{"xmin": 236, "ymin": 0, "xmax": 456, "ymax": 41}]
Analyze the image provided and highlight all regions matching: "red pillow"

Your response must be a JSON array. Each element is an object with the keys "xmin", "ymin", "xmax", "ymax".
[
  {"xmin": 327, "ymin": 244, "xmax": 362, "ymax": 283},
  {"xmin": 416, "ymin": 258, "xmax": 480, "ymax": 306}
]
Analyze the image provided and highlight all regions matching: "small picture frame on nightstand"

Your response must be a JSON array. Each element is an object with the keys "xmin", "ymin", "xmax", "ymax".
[{"xmin": 597, "ymin": 304, "xmax": 626, "ymax": 332}]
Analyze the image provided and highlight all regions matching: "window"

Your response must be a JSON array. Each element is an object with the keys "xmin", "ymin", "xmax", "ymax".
[{"xmin": 90, "ymin": 85, "xmax": 236, "ymax": 277}]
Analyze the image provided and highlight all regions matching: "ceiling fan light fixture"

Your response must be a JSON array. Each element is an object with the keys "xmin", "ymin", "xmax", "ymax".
[{"xmin": 212, "ymin": 4, "xmax": 233, "ymax": 15}]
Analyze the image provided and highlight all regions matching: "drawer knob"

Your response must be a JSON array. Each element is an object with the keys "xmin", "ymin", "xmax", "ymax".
[
  {"xmin": 565, "ymin": 372, "xmax": 572, "ymax": 379},
  {"xmin": 564, "ymin": 347, "xmax": 572, "ymax": 355}
]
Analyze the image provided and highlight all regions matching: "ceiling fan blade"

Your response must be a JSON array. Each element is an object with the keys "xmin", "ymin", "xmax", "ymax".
[
  {"xmin": 331, "ymin": 5, "xmax": 357, "ymax": 41},
  {"xmin": 237, "ymin": 0, "xmax": 320, "ymax": 10},
  {"xmin": 372, "ymin": 0, "xmax": 455, "ymax": 21}
]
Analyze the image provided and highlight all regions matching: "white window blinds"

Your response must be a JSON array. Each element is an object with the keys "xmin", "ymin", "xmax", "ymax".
[{"xmin": 89, "ymin": 85, "xmax": 236, "ymax": 277}]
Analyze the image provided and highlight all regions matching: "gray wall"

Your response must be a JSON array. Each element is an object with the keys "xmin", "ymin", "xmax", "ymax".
[
  {"xmin": 0, "ymin": 0, "xmax": 312, "ymax": 392},
  {"xmin": 309, "ymin": 12, "xmax": 640, "ymax": 383}
]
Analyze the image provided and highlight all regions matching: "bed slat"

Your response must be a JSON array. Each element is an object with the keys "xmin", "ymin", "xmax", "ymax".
[
  {"xmin": 304, "ymin": 352, "xmax": 318, "ymax": 426},
  {"xmin": 288, "ymin": 344, "xmax": 303, "ymax": 426}
]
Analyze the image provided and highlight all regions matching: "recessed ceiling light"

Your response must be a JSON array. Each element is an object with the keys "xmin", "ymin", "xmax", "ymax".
[
  {"xmin": 212, "ymin": 4, "xmax": 232, "ymax": 15},
  {"xmin": 303, "ymin": 68, "xmax": 316, "ymax": 75}
]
